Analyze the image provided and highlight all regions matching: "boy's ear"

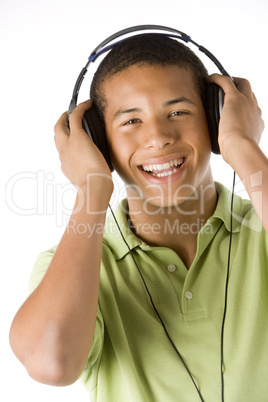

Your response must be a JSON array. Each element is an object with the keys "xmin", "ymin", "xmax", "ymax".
[
  {"xmin": 82, "ymin": 103, "xmax": 114, "ymax": 172},
  {"xmin": 204, "ymin": 83, "xmax": 224, "ymax": 154}
]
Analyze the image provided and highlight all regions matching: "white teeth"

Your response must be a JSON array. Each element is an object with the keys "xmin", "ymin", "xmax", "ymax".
[
  {"xmin": 142, "ymin": 158, "xmax": 184, "ymax": 173},
  {"xmin": 152, "ymin": 168, "xmax": 178, "ymax": 177}
]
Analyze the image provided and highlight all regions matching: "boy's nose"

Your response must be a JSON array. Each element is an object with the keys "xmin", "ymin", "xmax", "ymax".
[{"xmin": 143, "ymin": 119, "xmax": 176, "ymax": 150}]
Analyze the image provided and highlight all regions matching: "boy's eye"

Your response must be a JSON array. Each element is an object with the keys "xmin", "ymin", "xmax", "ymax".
[
  {"xmin": 169, "ymin": 111, "xmax": 188, "ymax": 117},
  {"xmin": 123, "ymin": 118, "xmax": 140, "ymax": 125}
]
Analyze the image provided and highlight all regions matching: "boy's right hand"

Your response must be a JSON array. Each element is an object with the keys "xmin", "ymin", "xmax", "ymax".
[{"xmin": 54, "ymin": 100, "xmax": 113, "ymax": 193}]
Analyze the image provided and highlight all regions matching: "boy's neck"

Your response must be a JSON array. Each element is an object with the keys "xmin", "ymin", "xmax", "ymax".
[{"xmin": 126, "ymin": 182, "xmax": 218, "ymax": 269}]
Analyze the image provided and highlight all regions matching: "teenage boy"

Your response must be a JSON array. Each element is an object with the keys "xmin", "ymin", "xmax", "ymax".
[{"xmin": 10, "ymin": 34, "xmax": 266, "ymax": 401}]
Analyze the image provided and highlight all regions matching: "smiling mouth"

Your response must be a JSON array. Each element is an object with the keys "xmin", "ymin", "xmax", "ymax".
[{"xmin": 140, "ymin": 157, "xmax": 186, "ymax": 177}]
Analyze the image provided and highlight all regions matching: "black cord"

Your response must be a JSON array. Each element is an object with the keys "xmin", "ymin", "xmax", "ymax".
[
  {"xmin": 108, "ymin": 204, "xmax": 205, "ymax": 401},
  {"xmin": 109, "ymin": 175, "xmax": 236, "ymax": 402},
  {"xmin": 220, "ymin": 170, "xmax": 236, "ymax": 402},
  {"xmin": 109, "ymin": 172, "xmax": 236, "ymax": 402}
]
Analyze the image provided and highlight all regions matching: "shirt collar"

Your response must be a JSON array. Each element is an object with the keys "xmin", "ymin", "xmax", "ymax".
[
  {"xmin": 104, "ymin": 199, "xmax": 144, "ymax": 260},
  {"xmin": 212, "ymin": 181, "xmax": 250, "ymax": 233},
  {"xmin": 104, "ymin": 182, "xmax": 252, "ymax": 260}
]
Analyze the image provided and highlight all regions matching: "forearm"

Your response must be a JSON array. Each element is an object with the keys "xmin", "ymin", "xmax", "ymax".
[
  {"xmin": 206, "ymin": 75, "xmax": 266, "ymax": 231},
  {"xmin": 225, "ymin": 137, "xmax": 268, "ymax": 233},
  {"xmin": 10, "ymin": 180, "xmax": 112, "ymax": 385}
]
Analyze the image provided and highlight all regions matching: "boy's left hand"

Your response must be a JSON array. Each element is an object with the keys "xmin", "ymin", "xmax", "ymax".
[{"xmin": 207, "ymin": 74, "xmax": 265, "ymax": 166}]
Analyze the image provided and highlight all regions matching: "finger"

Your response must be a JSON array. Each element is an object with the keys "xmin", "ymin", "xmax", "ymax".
[
  {"xmin": 207, "ymin": 74, "xmax": 255, "ymax": 101},
  {"xmin": 54, "ymin": 111, "xmax": 70, "ymax": 134},
  {"xmin": 252, "ymin": 92, "xmax": 259, "ymax": 106},
  {"xmin": 232, "ymin": 77, "xmax": 254, "ymax": 99},
  {"xmin": 54, "ymin": 111, "xmax": 70, "ymax": 152},
  {"xmin": 207, "ymin": 73, "xmax": 236, "ymax": 94},
  {"xmin": 68, "ymin": 99, "xmax": 93, "ymax": 135}
]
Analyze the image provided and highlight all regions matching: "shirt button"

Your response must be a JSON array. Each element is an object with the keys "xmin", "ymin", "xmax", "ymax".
[
  {"xmin": 167, "ymin": 264, "xmax": 176, "ymax": 272},
  {"xmin": 185, "ymin": 291, "xmax": 194, "ymax": 300}
]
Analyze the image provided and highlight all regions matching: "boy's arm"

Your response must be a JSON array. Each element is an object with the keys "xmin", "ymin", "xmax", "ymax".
[
  {"xmin": 208, "ymin": 75, "xmax": 267, "ymax": 232},
  {"xmin": 9, "ymin": 100, "xmax": 113, "ymax": 386}
]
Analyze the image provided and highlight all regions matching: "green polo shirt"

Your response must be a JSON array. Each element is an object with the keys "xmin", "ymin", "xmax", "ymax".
[{"xmin": 30, "ymin": 182, "xmax": 268, "ymax": 401}]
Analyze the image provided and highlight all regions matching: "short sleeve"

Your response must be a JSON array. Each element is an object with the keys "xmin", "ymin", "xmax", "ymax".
[
  {"xmin": 28, "ymin": 245, "xmax": 57, "ymax": 294},
  {"xmin": 79, "ymin": 305, "xmax": 104, "ymax": 387}
]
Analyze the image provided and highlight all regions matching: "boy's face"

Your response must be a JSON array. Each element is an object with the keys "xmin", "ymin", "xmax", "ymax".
[{"xmin": 102, "ymin": 64, "xmax": 213, "ymax": 209}]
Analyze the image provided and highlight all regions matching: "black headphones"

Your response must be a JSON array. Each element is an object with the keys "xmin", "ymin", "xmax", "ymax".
[
  {"xmin": 68, "ymin": 26, "xmax": 235, "ymax": 401},
  {"xmin": 68, "ymin": 25, "xmax": 231, "ymax": 172}
]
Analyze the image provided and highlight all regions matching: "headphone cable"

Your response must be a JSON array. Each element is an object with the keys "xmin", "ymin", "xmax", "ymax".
[
  {"xmin": 108, "ymin": 172, "xmax": 236, "ymax": 402},
  {"xmin": 220, "ymin": 170, "xmax": 236, "ymax": 401},
  {"xmin": 108, "ymin": 204, "xmax": 205, "ymax": 401}
]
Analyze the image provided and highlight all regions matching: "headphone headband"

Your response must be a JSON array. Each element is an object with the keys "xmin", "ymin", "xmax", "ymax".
[
  {"xmin": 88, "ymin": 25, "xmax": 191, "ymax": 61},
  {"xmin": 69, "ymin": 24, "xmax": 230, "ymax": 114}
]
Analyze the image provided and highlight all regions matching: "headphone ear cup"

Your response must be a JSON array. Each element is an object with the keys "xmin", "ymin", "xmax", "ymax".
[
  {"xmin": 82, "ymin": 104, "xmax": 114, "ymax": 172},
  {"xmin": 204, "ymin": 83, "xmax": 223, "ymax": 154}
]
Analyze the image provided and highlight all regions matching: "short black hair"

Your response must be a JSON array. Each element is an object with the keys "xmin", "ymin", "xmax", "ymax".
[{"xmin": 90, "ymin": 33, "xmax": 208, "ymax": 119}]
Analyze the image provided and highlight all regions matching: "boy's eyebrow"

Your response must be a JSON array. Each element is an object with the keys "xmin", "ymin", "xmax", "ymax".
[
  {"xmin": 113, "ymin": 97, "xmax": 195, "ymax": 121},
  {"xmin": 113, "ymin": 108, "xmax": 142, "ymax": 121},
  {"xmin": 163, "ymin": 96, "xmax": 195, "ymax": 107}
]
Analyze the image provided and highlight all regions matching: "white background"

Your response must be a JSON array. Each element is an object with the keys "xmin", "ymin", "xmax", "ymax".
[{"xmin": 1, "ymin": 0, "xmax": 267, "ymax": 400}]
